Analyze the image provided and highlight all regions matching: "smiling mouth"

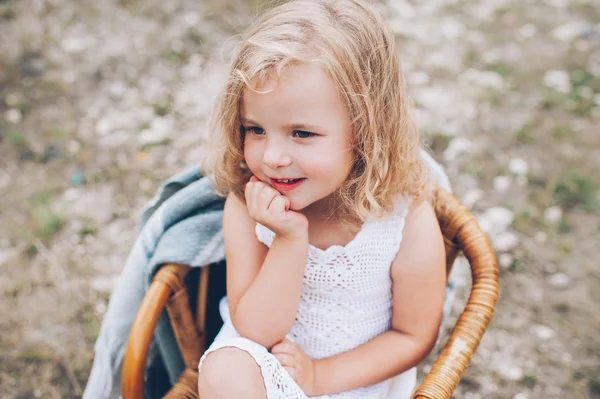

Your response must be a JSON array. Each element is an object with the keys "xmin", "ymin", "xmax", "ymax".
[
  {"xmin": 269, "ymin": 177, "xmax": 306, "ymax": 192},
  {"xmin": 272, "ymin": 178, "xmax": 303, "ymax": 183}
]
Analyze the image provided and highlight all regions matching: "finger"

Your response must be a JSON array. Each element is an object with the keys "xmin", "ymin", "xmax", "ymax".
[
  {"xmin": 268, "ymin": 195, "xmax": 289, "ymax": 214},
  {"xmin": 257, "ymin": 185, "xmax": 278, "ymax": 211},
  {"xmin": 249, "ymin": 175, "xmax": 258, "ymax": 182},
  {"xmin": 248, "ymin": 181, "xmax": 267, "ymax": 212},
  {"xmin": 273, "ymin": 353, "xmax": 296, "ymax": 367},
  {"xmin": 271, "ymin": 341, "xmax": 297, "ymax": 355}
]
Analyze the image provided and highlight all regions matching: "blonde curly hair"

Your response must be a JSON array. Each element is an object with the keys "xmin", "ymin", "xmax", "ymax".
[{"xmin": 202, "ymin": 0, "xmax": 430, "ymax": 227}]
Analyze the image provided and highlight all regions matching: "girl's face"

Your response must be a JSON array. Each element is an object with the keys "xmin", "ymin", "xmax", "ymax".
[{"xmin": 241, "ymin": 62, "xmax": 354, "ymax": 215}]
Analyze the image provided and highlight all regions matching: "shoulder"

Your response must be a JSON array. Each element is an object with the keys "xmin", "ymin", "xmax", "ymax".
[{"xmin": 391, "ymin": 200, "xmax": 445, "ymax": 278}]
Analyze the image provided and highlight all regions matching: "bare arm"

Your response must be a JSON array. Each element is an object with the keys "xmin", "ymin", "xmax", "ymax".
[
  {"xmin": 311, "ymin": 201, "xmax": 446, "ymax": 395},
  {"xmin": 224, "ymin": 192, "xmax": 308, "ymax": 349}
]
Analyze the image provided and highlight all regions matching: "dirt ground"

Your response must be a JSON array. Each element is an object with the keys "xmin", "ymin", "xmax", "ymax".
[{"xmin": 1, "ymin": 0, "xmax": 599, "ymax": 398}]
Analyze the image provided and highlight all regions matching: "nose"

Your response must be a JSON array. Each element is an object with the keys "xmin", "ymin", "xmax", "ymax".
[{"xmin": 262, "ymin": 136, "xmax": 292, "ymax": 169}]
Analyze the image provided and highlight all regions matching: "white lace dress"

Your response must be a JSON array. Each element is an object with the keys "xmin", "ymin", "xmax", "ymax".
[{"xmin": 198, "ymin": 200, "xmax": 417, "ymax": 398}]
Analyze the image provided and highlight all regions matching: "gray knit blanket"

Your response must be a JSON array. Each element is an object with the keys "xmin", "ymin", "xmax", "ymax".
[{"xmin": 83, "ymin": 150, "xmax": 453, "ymax": 399}]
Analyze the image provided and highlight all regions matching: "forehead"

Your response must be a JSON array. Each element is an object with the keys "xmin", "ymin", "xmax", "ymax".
[{"xmin": 241, "ymin": 63, "xmax": 348, "ymax": 127}]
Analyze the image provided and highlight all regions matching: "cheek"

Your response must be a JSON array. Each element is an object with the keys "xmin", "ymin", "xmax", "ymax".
[{"xmin": 243, "ymin": 141, "xmax": 262, "ymax": 174}]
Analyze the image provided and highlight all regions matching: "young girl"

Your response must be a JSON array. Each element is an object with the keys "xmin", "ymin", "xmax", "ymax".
[{"xmin": 198, "ymin": 0, "xmax": 446, "ymax": 397}]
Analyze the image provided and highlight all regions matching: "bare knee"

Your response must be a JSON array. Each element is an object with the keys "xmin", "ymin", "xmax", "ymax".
[{"xmin": 198, "ymin": 348, "xmax": 266, "ymax": 399}]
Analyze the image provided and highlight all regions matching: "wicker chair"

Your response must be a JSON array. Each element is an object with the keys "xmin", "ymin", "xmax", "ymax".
[{"xmin": 122, "ymin": 185, "xmax": 499, "ymax": 399}]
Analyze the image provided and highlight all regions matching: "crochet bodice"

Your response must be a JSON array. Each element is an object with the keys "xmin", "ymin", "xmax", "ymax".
[{"xmin": 254, "ymin": 199, "xmax": 410, "ymax": 364}]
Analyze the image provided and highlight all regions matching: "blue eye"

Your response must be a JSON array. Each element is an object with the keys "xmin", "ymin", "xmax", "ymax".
[
  {"xmin": 293, "ymin": 131, "xmax": 315, "ymax": 139},
  {"xmin": 245, "ymin": 126, "xmax": 265, "ymax": 135}
]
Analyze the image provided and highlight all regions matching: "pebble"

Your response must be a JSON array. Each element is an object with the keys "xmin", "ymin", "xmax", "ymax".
[
  {"xmin": 498, "ymin": 253, "xmax": 514, "ymax": 269},
  {"xmin": 493, "ymin": 176, "xmax": 511, "ymax": 193},
  {"xmin": 513, "ymin": 393, "xmax": 529, "ymax": 399},
  {"xmin": 518, "ymin": 24, "xmax": 537, "ymax": 39},
  {"xmin": 552, "ymin": 21, "xmax": 588, "ymax": 42},
  {"xmin": 531, "ymin": 324, "xmax": 556, "ymax": 340},
  {"xmin": 493, "ymin": 231, "xmax": 520, "ymax": 252},
  {"xmin": 91, "ymin": 276, "xmax": 118, "ymax": 293},
  {"xmin": 95, "ymin": 301, "xmax": 107, "ymax": 314},
  {"xmin": 443, "ymin": 138, "xmax": 473, "ymax": 162},
  {"xmin": 67, "ymin": 140, "xmax": 81, "ymax": 154},
  {"xmin": 544, "ymin": 206, "xmax": 562, "ymax": 223},
  {"xmin": 5, "ymin": 108, "xmax": 22, "ymax": 123},
  {"xmin": 479, "ymin": 207, "xmax": 514, "ymax": 233},
  {"xmin": 548, "ymin": 273, "xmax": 570, "ymax": 289},
  {"xmin": 460, "ymin": 68, "xmax": 504, "ymax": 89},
  {"xmin": 499, "ymin": 364, "xmax": 524, "ymax": 381},
  {"xmin": 543, "ymin": 70, "xmax": 571, "ymax": 93},
  {"xmin": 462, "ymin": 188, "xmax": 483, "ymax": 208},
  {"xmin": 509, "ymin": 158, "xmax": 529, "ymax": 175}
]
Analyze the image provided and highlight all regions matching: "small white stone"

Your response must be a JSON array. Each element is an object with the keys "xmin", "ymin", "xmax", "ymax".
[
  {"xmin": 493, "ymin": 176, "xmax": 511, "ymax": 192},
  {"xmin": 0, "ymin": 250, "xmax": 7, "ymax": 266},
  {"xmin": 531, "ymin": 324, "xmax": 556, "ymax": 340},
  {"xmin": 443, "ymin": 138, "xmax": 473, "ymax": 162},
  {"xmin": 96, "ymin": 301, "xmax": 107, "ymax": 314},
  {"xmin": 107, "ymin": 81, "xmax": 127, "ymax": 99},
  {"xmin": 95, "ymin": 118, "xmax": 113, "ymax": 136},
  {"xmin": 91, "ymin": 276, "xmax": 118, "ymax": 293},
  {"xmin": 67, "ymin": 140, "xmax": 81, "ymax": 154},
  {"xmin": 462, "ymin": 189, "xmax": 483, "ymax": 208},
  {"xmin": 509, "ymin": 158, "xmax": 529, "ymax": 175},
  {"xmin": 182, "ymin": 11, "xmax": 200, "ymax": 27},
  {"xmin": 544, "ymin": 206, "xmax": 562, "ymax": 223},
  {"xmin": 486, "ymin": 207, "xmax": 515, "ymax": 231},
  {"xmin": 594, "ymin": 93, "xmax": 600, "ymax": 105},
  {"xmin": 499, "ymin": 365, "xmax": 524, "ymax": 381},
  {"xmin": 460, "ymin": 68, "xmax": 504, "ymax": 89},
  {"xmin": 543, "ymin": 70, "xmax": 571, "ymax": 93},
  {"xmin": 535, "ymin": 232, "xmax": 548, "ymax": 244},
  {"xmin": 63, "ymin": 187, "xmax": 82, "ymax": 202},
  {"xmin": 570, "ymin": 119, "xmax": 586, "ymax": 132},
  {"xmin": 34, "ymin": 390, "xmax": 42, "ymax": 398},
  {"xmin": 518, "ymin": 24, "xmax": 537, "ymax": 38},
  {"xmin": 552, "ymin": 21, "xmax": 586, "ymax": 42},
  {"xmin": 498, "ymin": 253, "xmax": 514, "ymax": 269},
  {"xmin": 548, "ymin": 273, "xmax": 570, "ymax": 289},
  {"xmin": 513, "ymin": 393, "xmax": 529, "ymax": 399},
  {"xmin": 493, "ymin": 232, "xmax": 520, "ymax": 252},
  {"xmin": 5, "ymin": 108, "xmax": 22, "ymax": 123}
]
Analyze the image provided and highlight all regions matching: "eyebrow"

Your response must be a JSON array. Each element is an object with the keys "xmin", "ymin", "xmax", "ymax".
[{"xmin": 241, "ymin": 118, "xmax": 326, "ymax": 133}]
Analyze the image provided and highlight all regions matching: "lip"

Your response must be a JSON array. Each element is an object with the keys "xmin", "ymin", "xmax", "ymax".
[{"xmin": 269, "ymin": 177, "xmax": 306, "ymax": 192}]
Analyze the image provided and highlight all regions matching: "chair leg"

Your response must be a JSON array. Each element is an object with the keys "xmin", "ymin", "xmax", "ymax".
[{"xmin": 163, "ymin": 368, "xmax": 200, "ymax": 399}]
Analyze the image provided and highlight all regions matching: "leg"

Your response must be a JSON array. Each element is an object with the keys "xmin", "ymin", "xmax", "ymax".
[{"xmin": 198, "ymin": 347, "xmax": 268, "ymax": 399}]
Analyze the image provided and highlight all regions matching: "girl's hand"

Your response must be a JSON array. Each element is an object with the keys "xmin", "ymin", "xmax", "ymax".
[
  {"xmin": 272, "ymin": 339, "xmax": 317, "ymax": 396},
  {"xmin": 245, "ymin": 176, "xmax": 309, "ymax": 240}
]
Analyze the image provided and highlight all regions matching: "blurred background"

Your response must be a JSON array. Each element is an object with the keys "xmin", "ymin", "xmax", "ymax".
[{"xmin": 0, "ymin": 0, "xmax": 599, "ymax": 398}]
